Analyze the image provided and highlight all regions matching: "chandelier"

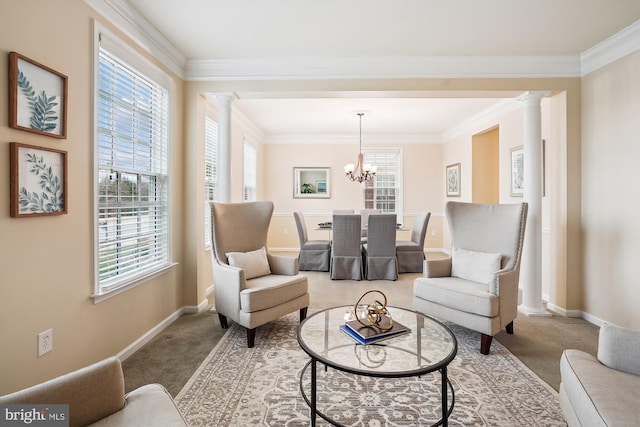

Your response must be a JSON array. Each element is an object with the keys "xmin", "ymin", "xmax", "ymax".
[{"xmin": 344, "ymin": 112, "xmax": 376, "ymax": 182}]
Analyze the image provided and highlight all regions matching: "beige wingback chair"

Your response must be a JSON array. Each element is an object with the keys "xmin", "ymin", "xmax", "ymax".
[
  {"xmin": 413, "ymin": 201, "xmax": 528, "ymax": 354},
  {"xmin": 210, "ymin": 201, "xmax": 309, "ymax": 348}
]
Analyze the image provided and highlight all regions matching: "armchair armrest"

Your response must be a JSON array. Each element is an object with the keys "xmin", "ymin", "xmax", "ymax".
[
  {"xmin": 268, "ymin": 253, "xmax": 299, "ymax": 275},
  {"xmin": 424, "ymin": 257, "xmax": 451, "ymax": 278},
  {"xmin": 494, "ymin": 267, "xmax": 518, "ymax": 295},
  {"xmin": 0, "ymin": 357, "xmax": 125, "ymax": 427},
  {"xmin": 598, "ymin": 323, "xmax": 640, "ymax": 376}
]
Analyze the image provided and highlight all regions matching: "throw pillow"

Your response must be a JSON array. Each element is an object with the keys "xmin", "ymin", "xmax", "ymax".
[
  {"xmin": 451, "ymin": 247, "xmax": 502, "ymax": 286},
  {"xmin": 226, "ymin": 247, "xmax": 271, "ymax": 279}
]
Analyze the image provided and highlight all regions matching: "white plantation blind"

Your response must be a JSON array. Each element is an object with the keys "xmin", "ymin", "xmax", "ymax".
[
  {"xmin": 96, "ymin": 32, "xmax": 170, "ymax": 292},
  {"xmin": 204, "ymin": 117, "xmax": 218, "ymax": 247},
  {"xmin": 243, "ymin": 140, "xmax": 257, "ymax": 201},
  {"xmin": 363, "ymin": 149, "xmax": 402, "ymax": 218}
]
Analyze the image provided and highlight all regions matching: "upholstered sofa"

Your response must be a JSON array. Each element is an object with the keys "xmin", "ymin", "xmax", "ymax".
[
  {"xmin": 560, "ymin": 322, "xmax": 640, "ymax": 426},
  {"xmin": 0, "ymin": 356, "xmax": 188, "ymax": 427}
]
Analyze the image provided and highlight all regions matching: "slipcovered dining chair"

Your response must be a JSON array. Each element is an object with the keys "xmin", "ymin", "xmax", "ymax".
[
  {"xmin": 414, "ymin": 202, "xmax": 527, "ymax": 354},
  {"xmin": 330, "ymin": 214, "xmax": 363, "ymax": 280},
  {"xmin": 359, "ymin": 208, "xmax": 381, "ymax": 241},
  {"xmin": 395, "ymin": 211, "xmax": 431, "ymax": 273},
  {"xmin": 293, "ymin": 211, "xmax": 331, "ymax": 271},
  {"xmin": 362, "ymin": 213, "xmax": 398, "ymax": 280},
  {"xmin": 210, "ymin": 201, "xmax": 310, "ymax": 348}
]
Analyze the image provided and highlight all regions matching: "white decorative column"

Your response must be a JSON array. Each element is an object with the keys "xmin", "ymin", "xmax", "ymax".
[
  {"xmin": 215, "ymin": 94, "xmax": 233, "ymax": 203},
  {"xmin": 518, "ymin": 91, "xmax": 551, "ymax": 317}
]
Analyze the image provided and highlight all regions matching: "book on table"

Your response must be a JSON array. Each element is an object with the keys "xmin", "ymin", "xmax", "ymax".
[{"xmin": 340, "ymin": 315, "xmax": 411, "ymax": 345}]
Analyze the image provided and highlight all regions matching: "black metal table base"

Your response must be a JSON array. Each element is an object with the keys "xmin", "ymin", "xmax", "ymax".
[{"xmin": 299, "ymin": 359, "xmax": 455, "ymax": 427}]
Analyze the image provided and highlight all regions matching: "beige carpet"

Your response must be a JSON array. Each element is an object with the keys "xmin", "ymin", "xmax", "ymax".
[{"xmin": 175, "ymin": 312, "xmax": 565, "ymax": 426}]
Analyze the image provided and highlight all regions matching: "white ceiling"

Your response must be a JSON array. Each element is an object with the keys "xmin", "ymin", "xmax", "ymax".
[{"xmin": 122, "ymin": 0, "xmax": 640, "ymax": 140}]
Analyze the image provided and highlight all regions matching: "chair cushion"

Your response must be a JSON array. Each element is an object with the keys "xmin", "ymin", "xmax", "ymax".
[
  {"xmin": 451, "ymin": 247, "xmax": 501, "ymax": 287},
  {"xmin": 226, "ymin": 247, "xmax": 271, "ymax": 279},
  {"xmin": 413, "ymin": 276, "xmax": 499, "ymax": 317},
  {"xmin": 241, "ymin": 274, "xmax": 308, "ymax": 312}
]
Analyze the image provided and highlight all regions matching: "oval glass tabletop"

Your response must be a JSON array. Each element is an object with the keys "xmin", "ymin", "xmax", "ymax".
[{"xmin": 297, "ymin": 305, "xmax": 457, "ymax": 377}]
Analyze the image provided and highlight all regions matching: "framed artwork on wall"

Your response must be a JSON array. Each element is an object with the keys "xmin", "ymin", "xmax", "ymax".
[
  {"xmin": 9, "ymin": 52, "xmax": 68, "ymax": 139},
  {"xmin": 446, "ymin": 163, "xmax": 461, "ymax": 197},
  {"xmin": 10, "ymin": 142, "xmax": 68, "ymax": 217},
  {"xmin": 293, "ymin": 167, "xmax": 331, "ymax": 198},
  {"xmin": 510, "ymin": 146, "xmax": 524, "ymax": 197}
]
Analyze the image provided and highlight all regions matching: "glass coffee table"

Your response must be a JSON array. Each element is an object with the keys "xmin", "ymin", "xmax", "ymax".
[{"xmin": 297, "ymin": 305, "xmax": 457, "ymax": 426}]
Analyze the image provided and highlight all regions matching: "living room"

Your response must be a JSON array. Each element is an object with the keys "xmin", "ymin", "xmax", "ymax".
[{"xmin": 1, "ymin": 0, "xmax": 639, "ymax": 418}]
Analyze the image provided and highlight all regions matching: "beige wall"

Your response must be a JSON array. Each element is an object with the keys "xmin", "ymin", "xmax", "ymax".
[
  {"xmin": 581, "ymin": 51, "xmax": 640, "ymax": 329},
  {"xmin": 472, "ymin": 127, "xmax": 500, "ymax": 203},
  {"xmin": 0, "ymin": 1, "xmax": 187, "ymax": 394}
]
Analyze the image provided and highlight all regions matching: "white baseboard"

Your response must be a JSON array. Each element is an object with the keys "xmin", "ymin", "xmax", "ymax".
[
  {"xmin": 183, "ymin": 298, "xmax": 209, "ymax": 314},
  {"xmin": 545, "ymin": 302, "xmax": 605, "ymax": 327},
  {"xmin": 117, "ymin": 307, "xmax": 185, "ymax": 361},
  {"xmin": 206, "ymin": 284, "xmax": 214, "ymax": 297},
  {"xmin": 580, "ymin": 311, "xmax": 606, "ymax": 327}
]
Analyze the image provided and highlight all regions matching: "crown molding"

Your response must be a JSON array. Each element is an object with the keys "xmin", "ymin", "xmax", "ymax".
[
  {"xmin": 264, "ymin": 134, "xmax": 441, "ymax": 145},
  {"xmin": 85, "ymin": 2, "xmax": 638, "ymax": 83},
  {"xmin": 581, "ymin": 20, "xmax": 640, "ymax": 76},
  {"xmin": 84, "ymin": 0, "xmax": 186, "ymax": 78},
  {"xmin": 185, "ymin": 55, "xmax": 582, "ymax": 81}
]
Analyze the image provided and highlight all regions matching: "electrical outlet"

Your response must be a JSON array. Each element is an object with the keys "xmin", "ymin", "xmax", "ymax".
[
  {"xmin": 283, "ymin": 228, "xmax": 288, "ymax": 235},
  {"xmin": 38, "ymin": 329, "xmax": 53, "ymax": 357},
  {"xmin": 432, "ymin": 230, "xmax": 437, "ymax": 237}
]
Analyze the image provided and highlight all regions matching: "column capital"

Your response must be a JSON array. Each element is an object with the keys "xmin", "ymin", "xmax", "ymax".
[
  {"xmin": 517, "ymin": 91, "xmax": 550, "ymax": 104},
  {"xmin": 212, "ymin": 92, "xmax": 238, "ymax": 107}
]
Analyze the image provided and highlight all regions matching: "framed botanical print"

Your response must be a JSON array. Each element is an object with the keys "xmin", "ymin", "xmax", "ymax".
[
  {"xmin": 446, "ymin": 163, "xmax": 461, "ymax": 197},
  {"xmin": 9, "ymin": 52, "xmax": 68, "ymax": 138},
  {"xmin": 10, "ymin": 142, "xmax": 68, "ymax": 217}
]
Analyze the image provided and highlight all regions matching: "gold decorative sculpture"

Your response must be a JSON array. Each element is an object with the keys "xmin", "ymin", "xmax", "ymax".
[{"xmin": 354, "ymin": 290, "xmax": 393, "ymax": 330}]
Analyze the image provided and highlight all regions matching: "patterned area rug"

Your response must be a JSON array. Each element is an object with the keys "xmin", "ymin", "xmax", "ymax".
[{"xmin": 175, "ymin": 313, "xmax": 564, "ymax": 426}]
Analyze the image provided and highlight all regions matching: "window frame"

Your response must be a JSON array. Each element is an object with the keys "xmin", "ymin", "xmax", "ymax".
[
  {"xmin": 204, "ymin": 114, "xmax": 219, "ymax": 249},
  {"xmin": 243, "ymin": 136, "xmax": 257, "ymax": 202},
  {"xmin": 92, "ymin": 22, "xmax": 174, "ymax": 302},
  {"xmin": 361, "ymin": 147, "xmax": 404, "ymax": 221}
]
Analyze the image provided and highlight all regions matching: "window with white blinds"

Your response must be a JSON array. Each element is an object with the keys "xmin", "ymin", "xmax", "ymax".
[
  {"xmin": 95, "ymin": 29, "xmax": 171, "ymax": 294},
  {"xmin": 362, "ymin": 149, "xmax": 403, "ymax": 218},
  {"xmin": 243, "ymin": 139, "xmax": 257, "ymax": 201},
  {"xmin": 204, "ymin": 116, "xmax": 218, "ymax": 248}
]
